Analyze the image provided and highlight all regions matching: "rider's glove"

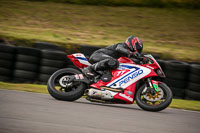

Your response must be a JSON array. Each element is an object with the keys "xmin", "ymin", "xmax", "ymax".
[
  {"xmin": 134, "ymin": 52, "xmax": 141, "ymax": 57},
  {"xmin": 129, "ymin": 51, "xmax": 140, "ymax": 58},
  {"xmin": 142, "ymin": 57, "xmax": 149, "ymax": 63}
]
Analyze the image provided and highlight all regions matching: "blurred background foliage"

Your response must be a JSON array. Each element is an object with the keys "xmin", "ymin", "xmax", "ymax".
[{"xmin": 28, "ymin": 0, "xmax": 200, "ymax": 8}]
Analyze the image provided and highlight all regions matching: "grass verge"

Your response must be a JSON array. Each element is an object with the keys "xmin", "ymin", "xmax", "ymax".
[
  {"xmin": 0, "ymin": 0, "xmax": 200, "ymax": 61},
  {"xmin": 0, "ymin": 82, "xmax": 48, "ymax": 94},
  {"xmin": 0, "ymin": 81, "xmax": 200, "ymax": 111}
]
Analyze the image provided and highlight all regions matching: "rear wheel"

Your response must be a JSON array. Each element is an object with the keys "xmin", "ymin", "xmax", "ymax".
[
  {"xmin": 136, "ymin": 82, "xmax": 172, "ymax": 112},
  {"xmin": 47, "ymin": 68, "xmax": 87, "ymax": 101}
]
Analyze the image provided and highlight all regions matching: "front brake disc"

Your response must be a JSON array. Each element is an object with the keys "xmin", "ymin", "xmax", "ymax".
[{"xmin": 143, "ymin": 87, "xmax": 164, "ymax": 102}]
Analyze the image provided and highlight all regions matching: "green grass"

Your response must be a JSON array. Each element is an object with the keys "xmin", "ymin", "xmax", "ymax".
[
  {"xmin": 0, "ymin": 81, "xmax": 200, "ymax": 111},
  {"xmin": 169, "ymin": 99, "xmax": 200, "ymax": 111},
  {"xmin": 0, "ymin": 0, "xmax": 200, "ymax": 61},
  {"xmin": 0, "ymin": 82, "xmax": 48, "ymax": 94}
]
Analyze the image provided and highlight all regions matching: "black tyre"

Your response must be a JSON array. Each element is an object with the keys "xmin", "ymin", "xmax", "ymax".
[
  {"xmin": 0, "ymin": 42, "xmax": 6, "ymax": 44},
  {"xmin": 16, "ymin": 54, "xmax": 39, "ymax": 64},
  {"xmin": 187, "ymin": 82, "xmax": 200, "ymax": 92},
  {"xmin": 0, "ymin": 44, "xmax": 15, "ymax": 53},
  {"xmin": 0, "ymin": 67, "xmax": 12, "ymax": 76},
  {"xmin": 164, "ymin": 78, "xmax": 187, "ymax": 88},
  {"xmin": 165, "ymin": 70, "xmax": 188, "ymax": 80},
  {"xmin": 170, "ymin": 87, "xmax": 185, "ymax": 99},
  {"xmin": 41, "ymin": 50, "xmax": 66, "ymax": 60},
  {"xmin": 0, "ymin": 75, "xmax": 11, "ymax": 82},
  {"xmin": 16, "ymin": 46, "xmax": 41, "ymax": 56},
  {"xmin": 39, "ymin": 66, "xmax": 60, "ymax": 74},
  {"xmin": 164, "ymin": 60, "xmax": 189, "ymax": 71},
  {"xmin": 185, "ymin": 90, "xmax": 200, "ymax": 100},
  {"xmin": 47, "ymin": 68, "xmax": 87, "ymax": 101},
  {"xmin": 136, "ymin": 82, "xmax": 173, "ymax": 111},
  {"xmin": 0, "ymin": 59, "xmax": 13, "ymax": 68},
  {"xmin": 189, "ymin": 74, "xmax": 200, "ymax": 84},
  {"xmin": 38, "ymin": 73, "xmax": 51, "ymax": 83},
  {"xmin": 12, "ymin": 77, "xmax": 34, "ymax": 83},
  {"xmin": 0, "ymin": 52, "xmax": 14, "ymax": 60},
  {"xmin": 190, "ymin": 64, "xmax": 200, "ymax": 74},
  {"xmin": 15, "ymin": 62, "xmax": 38, "ymax": 72},
  {"xmin": 40, "ymin": 58, "xmax": 65, "ymax": 68},
  {"xmin": 13, "ymin": 70, "xmax": 37, "ymax": 80}
]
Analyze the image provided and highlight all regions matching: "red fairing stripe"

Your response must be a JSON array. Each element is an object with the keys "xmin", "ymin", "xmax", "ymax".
[{"xmin": 67, "ymin": 55, "xmax": 87, "ymax": 68}]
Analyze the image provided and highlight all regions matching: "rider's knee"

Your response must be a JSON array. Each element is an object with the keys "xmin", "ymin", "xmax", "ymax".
[{"xmin": 107, "ymin": 58, "xmax": 119, "ymax": 69}]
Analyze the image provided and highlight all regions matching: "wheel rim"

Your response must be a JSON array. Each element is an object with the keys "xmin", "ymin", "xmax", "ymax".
[
  {"xmin": 140, "ymin": 86, "xmax": 167, "ymax": 106},
  {"xmin": 52, "ymin": 72, "xmax": 81, "ymax": 93},
  {"xmin": 143, "ymin": 87, "xmax": 164, "ymax": 102}
]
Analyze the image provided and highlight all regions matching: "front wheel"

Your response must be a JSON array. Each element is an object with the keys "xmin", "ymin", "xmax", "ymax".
[
  {"xmin": 136, "ymin": 82, "xmax": 172, "ymax": 112},
  {"xmin": 47, "ymin": 68, "xmax": 87, "ymax": 101}
]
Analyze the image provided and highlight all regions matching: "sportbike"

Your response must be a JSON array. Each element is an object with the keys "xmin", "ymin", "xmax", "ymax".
[{"xmin": 47, "ymin": 53, "xmax": 172, "ymax": 111}]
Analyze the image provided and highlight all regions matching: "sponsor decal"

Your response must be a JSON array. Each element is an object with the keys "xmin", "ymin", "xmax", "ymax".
[
  {"xmin": 107, "ymin": 65, "xmax": 151, "ymax": 88},
  {"xmin": 118, "ymin": 64, "xmax": 136, "ymax": 70},
  {"xmin": 146, "ymin": 65, "xmax": 154, "ymax": 69},
  {"xmin": 90, "ymin": 85, "xmax": 96, "ymax": 88},
  {"xmin": 73, "ymin": 53, "xmax": 91, "ymax": 66},
  {"xmin": 75, "ymin": 74, "xmax": 79, "ymax": 79},
  {"xmin": 118, "ymin": 69, "xmax": 143, "ymax": 86},
  {"xmin": 152, "ymin": 80, "xmax": 159, "ymax": 92},
  {"xmin": 75, "ymin": 74, "xmax": 84, "ymax": 80},
  {"xmin": 127, "ymin": 91, "xmax": 133, "ymax": 95},
  {"xmin": 73, "ymin": 53, "xmax": 85, "ymax": 57},
  {"xmin": 119, "ymin": 93, "xmax": 133, "ymax": 102},
  {"xmin": 116, "ymin": 70, "xmax": 126, "ymax": 76},
  {"xmin": 79, "ymin": 74, "xmax": 84, "ymax": 79},
  {"xmin": 76, "ymin": 57, "xmax": 87, "ymax": 61}
]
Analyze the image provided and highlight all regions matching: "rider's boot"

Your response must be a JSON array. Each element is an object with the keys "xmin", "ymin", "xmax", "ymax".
[
  {"xmin": 82, "ymin": 61, "xmax": 106, "ymax": 78},
  {"xmin": 82, "ymin": 65, "xmax": 97, "ymax": 78},
  {"xmin": 82, "ymin": 58, "xmax": 119, "ymax": 78}
]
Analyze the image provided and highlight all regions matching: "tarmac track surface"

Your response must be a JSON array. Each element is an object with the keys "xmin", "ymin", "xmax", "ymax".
[{"xmin": 0, "ymin": 89, "xmax": 199, "ymax": 133}]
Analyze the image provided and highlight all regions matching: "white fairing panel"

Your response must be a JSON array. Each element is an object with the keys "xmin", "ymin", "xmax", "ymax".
[
  {"xmin": 107, "ymin": 64, "xmax": 151, "ymax": 89},
  {"xmin": 72, "ymin": 53, "xmax": 91, "ymax": 66}
]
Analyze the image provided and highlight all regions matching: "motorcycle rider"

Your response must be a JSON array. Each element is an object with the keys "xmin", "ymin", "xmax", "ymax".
[{"xmin": 83, "ymin": 35, "xmax": 144, "ymax": 77}]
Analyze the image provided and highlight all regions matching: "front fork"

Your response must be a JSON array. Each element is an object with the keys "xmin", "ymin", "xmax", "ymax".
[{"xmin": 144, "ymin": 78, "xmax": 159, "ymax": 94}]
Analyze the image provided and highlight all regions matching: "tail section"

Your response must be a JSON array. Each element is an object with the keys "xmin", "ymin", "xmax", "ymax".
[{"xmin": 67, "ymin": 53, "xmax": 91, "ymax": 69}]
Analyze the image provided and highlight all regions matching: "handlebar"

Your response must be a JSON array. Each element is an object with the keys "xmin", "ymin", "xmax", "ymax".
[{"xmin": 130, "ymin": 56, "xmax": 153, "ymax": 65}]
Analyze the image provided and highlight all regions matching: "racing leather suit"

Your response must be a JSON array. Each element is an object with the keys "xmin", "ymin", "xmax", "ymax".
[{"xmin": 88, "ymin": 42, "xmax": 135, "ymax": 72}]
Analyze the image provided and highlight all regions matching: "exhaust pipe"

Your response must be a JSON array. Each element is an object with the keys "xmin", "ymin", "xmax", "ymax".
[{"xmin": 85, "ymin": 89, "xmax": 113, "ymax": 100}]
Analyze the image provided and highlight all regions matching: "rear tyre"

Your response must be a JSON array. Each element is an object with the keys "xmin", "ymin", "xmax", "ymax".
[
  {"xmin": 136, "ymin": 82, "xmax": 172, "ymax": 112},
  {"xmin": 47, "ymin": 68, "xmax": 87, "ymax": 101}
]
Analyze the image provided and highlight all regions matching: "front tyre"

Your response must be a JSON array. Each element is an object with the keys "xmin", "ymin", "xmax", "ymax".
[
  {"xmin": 136, "ymin": 82, "xmax": 172, "ymax": 112},
  {"xmin": 47, "ymin": 68, "xmax": 87, "ymax": 101}
]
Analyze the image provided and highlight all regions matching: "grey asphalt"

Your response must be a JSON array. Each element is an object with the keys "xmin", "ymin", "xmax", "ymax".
[{"xmin": 0, "ymin": 89, "xmax": 199, "ymax": 133}]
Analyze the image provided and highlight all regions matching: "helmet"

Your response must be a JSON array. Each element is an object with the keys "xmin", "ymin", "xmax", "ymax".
[{"xmin": 125, "ymin": 35, "xmax": 143, "ymax": 54}]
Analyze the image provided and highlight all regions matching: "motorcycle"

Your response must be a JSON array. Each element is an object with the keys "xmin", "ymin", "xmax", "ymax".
[{"xmin": 47, "ymin": 53, "xmax": 172, "ymax": 111}]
